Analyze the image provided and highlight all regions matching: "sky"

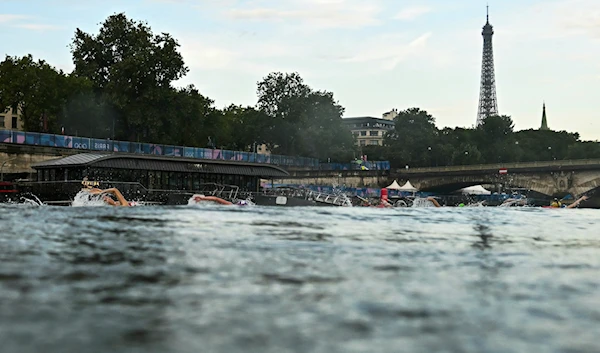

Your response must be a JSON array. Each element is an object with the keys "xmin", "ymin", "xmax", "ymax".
[{"xmin": 1, "ymin": 0, "xmax": 599, "ymax": 139}]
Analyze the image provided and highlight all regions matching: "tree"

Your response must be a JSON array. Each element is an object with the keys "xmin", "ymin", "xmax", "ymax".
[
  {"xmin": 217, "ymin": 105, "xmax": 269, "ymax": 151},
  {"xmin": 70, "ymin": 13, "xmax": 188, "ymax": 141},
  {"xmin": 0, "ymin": 55, "xmax": 70, "ymax": 132},
  {"xmin": 451, "ymin": 143, "xmax": 482, "ymax": 165},
  {"xmin": 298, "ymin": 91, "xmax": 355, "ymax": 161},
  {"xmin": 385, "ymin": 108, "xmax": 438, "ymax": 167},
  {"xmin": 164, "ymin": 85, "xmax": 214, "ymax": 147},
  {"xmin": 256, "ymin": 72, "xmax": 354, "ymax": 160},
  {"xmin": 256, "ymin": 72, "xmax": 311, "ymax": 155},
  {"xmin": 476, "ymin": 115, "xmax": 517, "ymax": 163}
]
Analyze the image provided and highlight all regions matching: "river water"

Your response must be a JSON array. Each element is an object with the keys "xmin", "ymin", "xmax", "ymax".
[{"xmin": 1, "ymin": 204, "xmax": 599, "ymax": 353}]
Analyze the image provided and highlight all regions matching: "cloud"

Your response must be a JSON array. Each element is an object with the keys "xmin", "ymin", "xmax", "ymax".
[
  {"xmin": 222, "ymin": 0, "xmax": 382, "ymax": 29},
  {"xmin": 394, "ymin": 6, "xmax": 432, "ymax": 21},
  {"xmin": 340, "ymin": 32, "xmax": 432, "ymax": 70},
  {"xmin": 0, "ymin": 14, "xmax": 29, "ymax": 23},
  {"xmin": 0, "ymin": 14, "xmax": 61, "ymax": 31},
  {"xmin": 558, "ymin": 5, "xmax": 600, "ymax": 39},
  {"xmin": 13, "ymin": 23, "xmax": 62, "ymax": 31}
]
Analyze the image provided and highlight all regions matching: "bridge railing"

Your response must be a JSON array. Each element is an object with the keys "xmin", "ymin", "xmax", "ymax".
[
  {"xmin": 0, "ymin": 129, "xmax": 320, "ymax": 168},
  {"xmin": 398, "ymin": 158, "xmax": 600, "ymax": 174}
]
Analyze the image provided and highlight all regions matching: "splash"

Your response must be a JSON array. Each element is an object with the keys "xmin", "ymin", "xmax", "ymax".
[
  {"xmin": 411, "ymin": 197, "xmax": 436, "ymax": 208},
  {"xmin": 17, "ymin": 193, "xmax": 45, "ymax": 206},
  {"xmin": 72, "ymin": 190, "xmax": 109, "ymax": 207}
]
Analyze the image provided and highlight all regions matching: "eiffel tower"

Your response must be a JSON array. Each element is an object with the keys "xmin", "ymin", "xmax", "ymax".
[{"xmin": 476, "ymin": 6, "xmax": 498, "ymax": 126}]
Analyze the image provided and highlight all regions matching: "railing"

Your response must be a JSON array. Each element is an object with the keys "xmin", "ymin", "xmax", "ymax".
[
  {"xmin": 398, "ymin": 158, "xmax": 600, "ymax": 174},
  {"xmin": 319, "ymin": 161, "xmax": 391, "ymax": 171},
  {"xmin": 0, "ymin": 129, "xmax": 320, "ymax": 168}
]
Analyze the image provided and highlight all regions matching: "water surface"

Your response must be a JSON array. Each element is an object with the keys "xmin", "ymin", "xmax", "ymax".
[{"xmin": 1, "ymin": 205, "xmax": 599, "ymax": 353}]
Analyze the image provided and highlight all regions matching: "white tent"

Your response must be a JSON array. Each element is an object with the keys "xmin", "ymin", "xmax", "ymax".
[
  {"xmin": 386, "ymin": 180, "xmax": 402, "ymax": 190},
  {"xmin": 398, "ymin": 180, "xmax": 418, "ymax": 192},
  {"xmin": 460, "ymin": 185, "xmax": 491, "ymax": 195}
]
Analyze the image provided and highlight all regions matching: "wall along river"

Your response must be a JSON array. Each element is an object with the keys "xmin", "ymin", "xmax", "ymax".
[{"xmin": 1, "ymin": 203, "xmax": 599, "ymax": 353}]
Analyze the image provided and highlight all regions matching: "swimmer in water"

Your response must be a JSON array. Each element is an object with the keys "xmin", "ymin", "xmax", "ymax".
[
  {"xmin": 427, "ymin": 197, "xmax": 442, "ymax": 207},
  {"xmin": 550, "ymin": 195, "xmax": 589, "ymax": 209},
  {"xmin": 191, "ymin": 194, "xmax": 233, "ymax": 205},
  {"xmin": 88, "ymin": 187, "xmax": 130, "ymax": 206}
]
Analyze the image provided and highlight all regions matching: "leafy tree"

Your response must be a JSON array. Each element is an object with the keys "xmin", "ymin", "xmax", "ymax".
[
  {"xmin": 165, "ymin": 85, "xmax": 214, "ymax": 147},
  {"xmin": 256, "ymin": 72, "xmax": 355, "ymax": 160},
  {"xmin": 217, "ymin": 105, "xmax": 269, "ymax": 151},
  {"xmin": 385, "ymin": 108, "xmax": 438, "ymax": 167},
  {"xmin": 298, "ymin": 91, "xmax": 356, "ymax": 161},
  {"xmin": 0, "ymin": 55, "xmax": 70, "ymax": 132},
  {"xmin": 476, "ymin": 115, "xmax": 517, "ymax": 163},
  {"xmin": 256, "ymin": 72, "xmax": 311, "ymax": 155},
  {"xmin": 70, "ymin": 13, "xmax": 188, "ymax": 141},
  {"xmin": 451, "ymin": 143, "xmax": 482, "ymax": 165}
]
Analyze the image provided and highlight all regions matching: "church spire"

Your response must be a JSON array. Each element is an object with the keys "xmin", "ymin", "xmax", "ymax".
[{"xmin": 540, "ymin": 102, "xmax": 549, "ymax": 130}]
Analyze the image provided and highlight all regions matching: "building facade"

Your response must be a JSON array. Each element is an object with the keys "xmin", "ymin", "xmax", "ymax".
[
  {"xmin": 0, "ymin": 106, "xmax": 23, "ymax": 131},
  {"xmin": 342, "ymin": 115, "xmax": 395, "ymax": 147}
]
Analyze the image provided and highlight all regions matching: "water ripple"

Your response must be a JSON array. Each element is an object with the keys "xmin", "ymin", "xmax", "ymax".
[{"xmin": 0, "ymin": 204, "xmax": 600, "ymax": 353}]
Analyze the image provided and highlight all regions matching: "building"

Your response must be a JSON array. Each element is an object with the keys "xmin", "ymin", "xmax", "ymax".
[
  {"xmin": 382, "ymin": 109, "xmax": 398, "ymax": 120},
  {"xmin": 540, "ymin": 102, "xmax": 550, "ymax": 130},
  {"xmin": 25, "ymin": 152, "xmax": 289, "ymax": 204},
  {"xmin": 342, "ymin": 113, "xmax": 396, "ymax": 147},
  {"xmin": 0, "ymin": 105, "xmax": 23, "ymax": 131}
]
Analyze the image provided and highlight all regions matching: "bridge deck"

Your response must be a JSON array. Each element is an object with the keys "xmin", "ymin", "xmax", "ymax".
[{"xmin": 396, "ymin": 159, "xmax": 600, "ymax": 175}]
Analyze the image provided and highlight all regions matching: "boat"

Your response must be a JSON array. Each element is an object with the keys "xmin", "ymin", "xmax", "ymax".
[{"xmin": 253, "ymin": 186, "xmax": 352, "ymax": 207}]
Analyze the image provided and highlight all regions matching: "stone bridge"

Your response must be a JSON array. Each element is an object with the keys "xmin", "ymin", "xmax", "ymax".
[
  {"xmin": 393, "ymin": 159, "xmax": 600, "ymax": 198},
  {"xmin": 278, "ymin": 159, "xmax": 600, "ymax": 199}
]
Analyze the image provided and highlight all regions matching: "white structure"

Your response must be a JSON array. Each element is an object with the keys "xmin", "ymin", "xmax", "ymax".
[
  {"xmin": 460, "ymin": 185, "xmax": 491, "ymax": 195},
  {"xmin": 398, "ymin": 181, "xmax": 418, "ymax": 192}
]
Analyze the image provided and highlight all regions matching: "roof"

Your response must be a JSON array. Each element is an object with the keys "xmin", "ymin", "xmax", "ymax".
[
  {"xmin": 32, "ymin": 153, "xmax": 290, "ymax": 178},
  {"xmin": 342, "ymin": 116, "xmax": 395, "ymax": 125},
  {"xmin": 32, "ymin": 153, "xmax": 110, "ymax": 167}
]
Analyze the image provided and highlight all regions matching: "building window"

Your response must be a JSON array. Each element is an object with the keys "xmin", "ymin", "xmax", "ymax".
[
  {"xmin": 0, "ymin": 116, "xmax": 4, "ymax": 128},
  {"xmin": 11, "ymin": 104, "xmax": 18, "ymax": 115},
  {"xmin": 369, "ymin": 131, "xmax": 378, "ymax": 136},
  {"xmin": 360, "ymin": 140, "xmax": 366, "ymax": 146},
  {"xmin": 369, "ymin": 140, "xmax": 379, "ymax": 146},
  {"xmin": 12, "ymin": 116, "xmax": 17, "ymax": 129},
  {"xmin": 360, "ymin": 131, "xmax": 367, "ymax": 136}
]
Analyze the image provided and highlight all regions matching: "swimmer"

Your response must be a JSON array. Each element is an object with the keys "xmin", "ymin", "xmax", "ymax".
[
  {"xmin": 191, "ymin": 194, "xmax": 233, "ymax": 205},
  {"xmin": 427, "ymin": 197, "xmax": 442, "ymax": 207},
  {"xmin": 88, "ymin": 187, "xmax": 130, "ymax": 206},
  {"xmin": 553, "ymin": 195, "xmax": 589, "ymax": 209},
  {"xmin": 500, "ymin": 198, "xmax": 527, "ymax": 207}
]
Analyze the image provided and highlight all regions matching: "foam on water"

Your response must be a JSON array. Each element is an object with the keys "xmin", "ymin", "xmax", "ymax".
[{"xmin": 71, "ymin": 189, "xmax": 110, "ymax": 207}]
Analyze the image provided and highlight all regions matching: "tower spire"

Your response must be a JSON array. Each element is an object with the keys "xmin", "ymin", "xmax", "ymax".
[
  {"xmin": 476, "ymin": 5, "xmax": 499, "ymax": 126},
  {"xmin": 540, "ymin": 101, "xmax": 549, "ymax": 130}
]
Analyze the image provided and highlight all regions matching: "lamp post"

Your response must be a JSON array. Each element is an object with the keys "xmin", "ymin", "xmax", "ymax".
[
  {"xmin": 427, "ymin": 146, "xmax": 432, "ymax": 167},
  {"xmin": 1, "ymin": 157, "xmax": 17, "ymax": 181},
  {"xmin": 548, "ymin": 146, "xmax": 555, "ymax": 161}
]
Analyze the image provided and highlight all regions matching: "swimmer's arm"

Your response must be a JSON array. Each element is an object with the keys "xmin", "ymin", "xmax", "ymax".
[
  {"xmin": 567, "ymin": 195, "xmax": 589, "ymax": 209},
  {"xmin": 101, "ymin": 188, "xmax": 129, "ymax": 206},
  {"xmin": 426, "ymin": 197, "xmax": 441, "ymax": 207},
  {"xmin": 103, "ymin": 196, "xmax": 119, "ymax": 206}
]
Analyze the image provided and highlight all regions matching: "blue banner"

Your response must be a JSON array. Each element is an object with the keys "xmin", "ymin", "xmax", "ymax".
[{"xmin": 0, "ymin": 129, "xmax": 320, "ymax": 168}]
